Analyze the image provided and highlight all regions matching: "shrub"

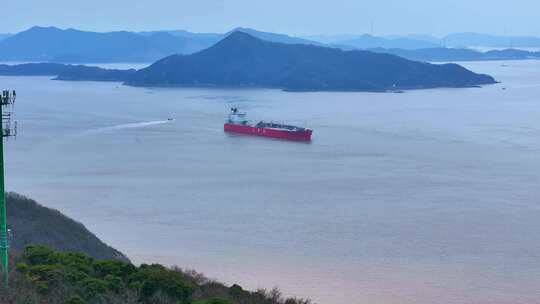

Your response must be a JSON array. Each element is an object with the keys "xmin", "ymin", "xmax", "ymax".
[
  {"xmin": 104, "ymin": 274, "xmax": 123, "ymax": 292},
  {"xmin": 16, "ymin": 262, "xmax": 29, "ymax": 273},
  {"xmin": 81, "ymin": 277, "xmax": 108, "ymax": 298},
  {"xmin": 36, "ymin": 281, "xmax": 50, "ymax": 294},
  {"xmin": 23, "ymin": 245, "xmax": 59, "ymax": 265},
  {"xmin": 229, "ymin": 283, "xmax": 245, "ymax": 296},
  {"xmin": 28, "ymin": 264, "xmax": 62, "ymax": 280},
  {"xmin": 138, "ymin": 266, "xmax": 193, "ymax": 303},
  {"xmin": 59, "ymin": 252, "xmax": 94, "ymax": 274},
  {"xmin": 67, "ymin": 295, "xmax": 86, "ymax": 304},
  {"xmin": 94, "ymin": 259, "xmax": 136, "ymax": 278},
  {"xmin": 194, "ymin": 298, "xmax": 234, "ymax": 304},
  {"xmin": 66, "ymin": 268, "xmax": 92, "ymax": 285}
]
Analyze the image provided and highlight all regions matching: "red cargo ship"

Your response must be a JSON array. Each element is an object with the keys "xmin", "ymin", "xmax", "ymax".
[{"xmin": 224, "ymin": 108, "xmax": 312, "ymax": 141}]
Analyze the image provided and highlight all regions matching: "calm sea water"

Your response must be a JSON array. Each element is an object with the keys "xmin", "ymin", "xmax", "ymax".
[{"xmin": 2, "ymin": 60, "xmax": 540, "ymax": 304}]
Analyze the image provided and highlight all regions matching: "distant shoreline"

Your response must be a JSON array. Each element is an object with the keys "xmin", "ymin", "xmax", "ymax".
[{"xmin": 0, "ymin": 61, "xmax": 497, "ymax": 93}]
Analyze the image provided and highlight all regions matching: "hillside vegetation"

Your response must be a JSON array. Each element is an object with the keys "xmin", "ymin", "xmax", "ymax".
[
  {"xmin": 7, "ymin": 193, "xmax": 127, "ymax": 261},
  {"xmin": 0, "ymin": 246, "xmax": 311, "ymax": 304},
  {"xmin": 127, "ymin": 32, "xmax": 496, "ymax": 91}
]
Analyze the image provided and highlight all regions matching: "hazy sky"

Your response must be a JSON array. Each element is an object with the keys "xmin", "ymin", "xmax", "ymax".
[{"xmin": 3, "ymin": 0, "xmax": 540, "ymax": 36}]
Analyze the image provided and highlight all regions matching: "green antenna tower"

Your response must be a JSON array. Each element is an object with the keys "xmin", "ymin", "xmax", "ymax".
[{"xmin": 0, "ymin": 89, "xmax": 17, "ymax": 288}]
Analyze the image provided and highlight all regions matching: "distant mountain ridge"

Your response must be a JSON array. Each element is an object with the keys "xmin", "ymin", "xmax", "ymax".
[
  {"xmin": 0, "ymin": 26, "xmax": 325, "ymax": 63},
  {"xmin": 368, "ymin": 47, "xmax": 540, "ymax": 62},
  {"xmin": 0, "ymin": 26, "xmax": 190, "ymax": 62},
  {"xmin": 0, "ymin": 32, "xmax": 497, "ymax": 90},
  {"xmin": 444, "ymin": 32, "xmax": 540, "ymax": 48},
  {"xmin": 229, "ymin": 27, "xmax": 322, "ymax": 46},
  {"xmin": 332, "ymin": 34, "xmax": 440, "ymax": 50},
  {"xmin": 309, "ymin": 32, "xmax": 540, "ymax": 50},
  {"xmin": 137, "ymin": 29, "xmax": 223, "ymax": 54},
  {"xmin": 3, "ymin": 26, "xmax": 540, "ymax": 64},
  {"xmin": 0, "ymin": 33, "xmax": 11, "ymax": 41},
  {"xmin": 144, "ymin": 27, "xmax": 323, "ymax": 54},
  {"xmin": 126, "ymin": 31, "xmax": 495, "ymax": 91}
]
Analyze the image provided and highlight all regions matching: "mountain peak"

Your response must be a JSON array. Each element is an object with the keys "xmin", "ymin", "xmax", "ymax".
[
  {"xmin": 27, "ymin": 26, "xmax": 63, "ymax": 33},
  {"xmin": 214, "ymin": 31, "xmax": 264, "ymax": 47},
  {"xmin": 227, "ymin": 27, "xmax": 261, "ymax": 35},
  {"xmin": 223, "ymin": 27, "xmax": 322, "ymax": 46},
  {"xmin": 228, "ymin": 30, "xmax": 261, "ymax": 39},
  {"xmin": 127, "ymin": 30, "xmax": 495, "ymax": 91},
  {"xmin": 231, "ymin": 27, "xmax": 252, "ymax": 32}
]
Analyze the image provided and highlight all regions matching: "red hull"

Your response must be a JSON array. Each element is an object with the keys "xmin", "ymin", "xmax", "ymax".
[{"xmin": 224, "ymin": 123, "xmax": 312, "ymax": 141}]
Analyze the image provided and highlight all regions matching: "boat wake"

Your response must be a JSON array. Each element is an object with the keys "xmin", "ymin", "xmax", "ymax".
[{"xmin": 83, "ymin": 120, "xmax": 173, "ymax": 135}]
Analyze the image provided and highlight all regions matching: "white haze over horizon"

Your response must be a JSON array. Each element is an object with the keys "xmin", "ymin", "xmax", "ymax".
[{"xmin": 2, "ymin": 0, "xmax": 540, "ymax": 37}]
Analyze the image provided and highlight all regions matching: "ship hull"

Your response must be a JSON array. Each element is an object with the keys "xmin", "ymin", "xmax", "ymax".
[{"xmin": 224, "ymin": 123, "xmax": 312, "ymax": 141}]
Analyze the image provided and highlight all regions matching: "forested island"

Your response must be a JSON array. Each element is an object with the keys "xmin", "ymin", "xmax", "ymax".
[
  {"xmin": 0, "ymin": 32, "xmax": 496, "ymax": 92},
  {"xmin": 0, "ymin": 63, "xmax": 136, "ymax": 81},
  {"xmin": 125, "ymin": 32, "xmax": 495, "ymax": 91}
]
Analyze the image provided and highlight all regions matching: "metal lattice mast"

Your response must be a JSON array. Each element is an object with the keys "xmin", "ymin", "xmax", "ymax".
[{"xmin": 0, "ymin": 89, "xmax": 16, "ymax": 288}]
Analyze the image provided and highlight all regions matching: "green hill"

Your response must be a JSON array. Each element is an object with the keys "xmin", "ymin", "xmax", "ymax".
[
  {"xmin": 126, "ymin": 31, "xmax": 496, "ymax": 91},
  {"xmin": 6, "ymin": 193, "xmax": 128, "ymax": 261},
  {"xmin": 0, "ymin": 194, "xmax": 313, "ymax": 304},
  {"xmin": 0, "ymin": 245, "xmax": 311, "ymax": 304}
]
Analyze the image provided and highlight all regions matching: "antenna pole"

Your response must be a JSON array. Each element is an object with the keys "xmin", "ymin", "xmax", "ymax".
[
  {"xmin": 0, "ymin": 90, "xmax": 17, "ymax": 289},
  {"xmin": 0, "ymin": 93, "xmax": 7, "ymax": 288}
]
